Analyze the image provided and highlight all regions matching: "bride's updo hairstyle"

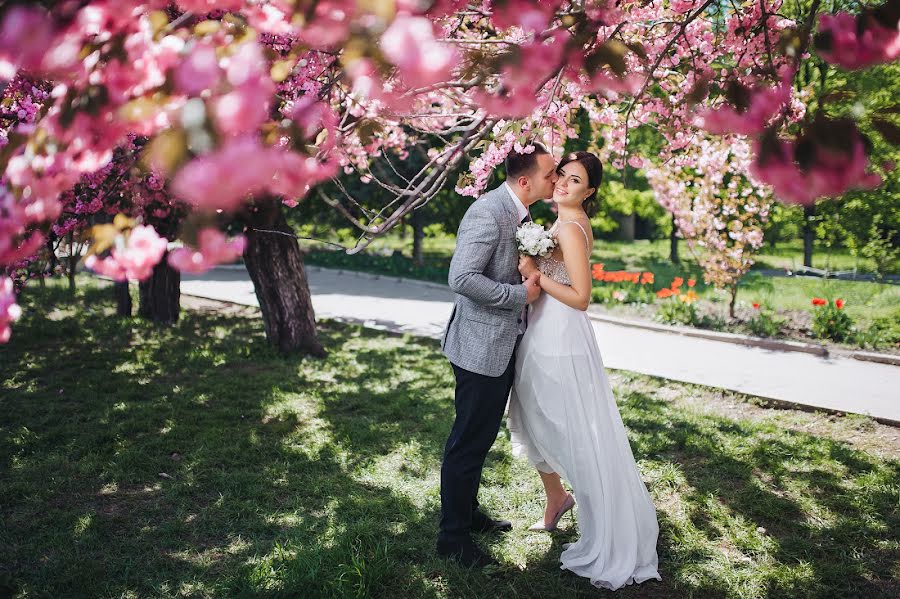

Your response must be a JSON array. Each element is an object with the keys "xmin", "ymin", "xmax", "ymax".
[{"xmin": 557, "ymin": 151, "xmax": 603, "ymax": 217}]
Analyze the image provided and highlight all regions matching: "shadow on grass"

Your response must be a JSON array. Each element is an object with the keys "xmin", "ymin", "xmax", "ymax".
[
  {"xmin": 1, "ymin": 282, "xmax": 442, "ymax": 597},
  {"xmin": 2, "ymin": 280, "xmax": 897, "ymax": 598},
  {"xmin": 619, "ymin": 390, "xmax": 900, "ymax": 598}
]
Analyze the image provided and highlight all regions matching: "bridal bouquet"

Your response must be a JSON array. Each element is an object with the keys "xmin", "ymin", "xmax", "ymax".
[{"xmin": 516, "ymin": 222, "xmax": 557, "ymax": 257}]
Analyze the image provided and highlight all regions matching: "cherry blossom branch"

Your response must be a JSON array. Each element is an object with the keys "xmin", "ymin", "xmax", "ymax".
[{"xmin": 622, "ymin": 0, "xmax": 716, "ymax": 184}]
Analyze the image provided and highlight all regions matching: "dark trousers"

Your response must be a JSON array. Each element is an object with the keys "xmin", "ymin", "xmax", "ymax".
[{"xmin": 438, "ymin": 352, "xmax": 516, "ymax": 543}]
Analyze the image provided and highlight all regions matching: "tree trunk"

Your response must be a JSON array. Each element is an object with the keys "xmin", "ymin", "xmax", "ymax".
[
  {"xmin": 138, "ymin": 252, "xmax": 180, "ymax": 324},
  {"xmin": 114, "ymin": 281, "xmax": 132, "ymax": 316},
  {"xmin": 46, "ymin": 238, "xmax": 58, "ymax": 273},
  {"xmin": 411, "ymin": 208, "xmax": 425, "ymax": 268},
  {"xmin": 66, "ymin": 232, "xmax": 76, "ymax": 295},
  {"xmin": 669, "ymin": 213, "xmax": 680, "ymax": 265},
  {"xmin": 617, "ymin": 213, "xmax": 635, "ymax": 241},
  {"xmin": 803, "ymin": 204, "xmax": 815, "ymax": 268},
  {"xmin": 729, "ymin": 283, "xmax": 738, "ymax": 319},
  {"xmin": 244, "ymin": 197, "xmax": 325, "ymax": 356}
]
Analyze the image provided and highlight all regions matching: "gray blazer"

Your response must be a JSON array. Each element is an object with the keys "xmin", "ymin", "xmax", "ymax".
[{"xmin": 442, "ymin": 185, "xmax": 528, "ymax": 377}]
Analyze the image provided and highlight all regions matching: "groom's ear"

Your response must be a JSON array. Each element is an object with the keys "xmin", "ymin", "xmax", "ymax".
[{"xmin": 516, "ymin": 175, "xmax": 530, "ymax": 190}]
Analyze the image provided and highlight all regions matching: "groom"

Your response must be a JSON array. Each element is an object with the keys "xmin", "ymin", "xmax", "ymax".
[{"xmin": 437, "ymin": 144, "xmax": 558, "ymax": 567}]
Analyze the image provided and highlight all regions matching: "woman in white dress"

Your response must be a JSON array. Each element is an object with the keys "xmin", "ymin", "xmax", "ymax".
[{"xmin": 509, "ymin": 151, "xmax": 661, "ymax": 590}]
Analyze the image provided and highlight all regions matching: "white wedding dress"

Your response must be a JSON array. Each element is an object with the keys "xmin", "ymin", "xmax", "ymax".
[{"xmin": 508, "ymin": 221, "xmax": 661, "ymax": 590}]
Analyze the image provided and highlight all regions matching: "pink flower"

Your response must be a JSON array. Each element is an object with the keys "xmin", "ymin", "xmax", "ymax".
[
  {"xmin": 749, "ymin": 133, "xmax": 881, "ymax": 205},
  {"xmin": 490, "ymin": 0, "xmax": 558, "ymax": 32},
  {"xmin": 298, "ymin": 2, "xmax": 351, "ymax": 49},
  {"xmin": 0, "ymin": 5, "xmax": 56, "ymax": 78},
  {"xmin": 212, "ymin": 77, "xmax": 274, "ymax": 138},
  {"xmin": 380, "ymin": 15, "xmax": 459, "ymax": 89},
  {"xmin": 0, "ymin": 277, "xmax": 21, "ymax": 343},
  {"xmin": 286, "ymin": 96, "xmax": 339, "ymax": 150},
  {"xmin": 84, "ymin": 225, "xmax": 168, "ymax": 282},
  {"xmin": 173, "ymin": 42, "xmax": 223, "ymax": 96},
  {"xmin": 172, "ymin": 137, "xmax": 275, "ymax": 211},
  {"xmin": 167, "ymin": 229, "xmax": 246, "ymax": 274},
  {"xmin": 696, "ymin": 77, "xmax": 791, "ymax": 136},
  {"xmin": 172, "ymin": 137, "xmax": 338, "ymax": 211},
  {"xmin": 816, "ymin": 12, "xmax": 900, "ymax": 70}
]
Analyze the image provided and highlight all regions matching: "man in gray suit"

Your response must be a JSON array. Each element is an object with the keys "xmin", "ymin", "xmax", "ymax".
[{"xmin": 437, "ymin": 144, "xmax": 558, "ymax": 567}]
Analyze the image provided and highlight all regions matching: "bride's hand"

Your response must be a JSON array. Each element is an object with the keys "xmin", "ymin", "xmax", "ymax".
[{"xmin": 518, "ymin": 255, "xmax": 539, "ymax": 279}]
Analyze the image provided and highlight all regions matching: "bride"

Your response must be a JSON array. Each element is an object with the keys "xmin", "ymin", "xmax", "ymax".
[{"xmin": 509, "ymin": 151, "xmax": 662, "ymax": 590}]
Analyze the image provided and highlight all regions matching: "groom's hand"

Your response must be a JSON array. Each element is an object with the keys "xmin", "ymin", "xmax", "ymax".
[{"xmin": 524, "ymin": 273, "xmax": 541, "ymax": 304}]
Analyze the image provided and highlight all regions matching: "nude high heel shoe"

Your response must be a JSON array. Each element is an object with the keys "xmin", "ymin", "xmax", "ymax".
[{"xmin": 528, "ymin": 493, "xmax": 575, "ymax": 532}]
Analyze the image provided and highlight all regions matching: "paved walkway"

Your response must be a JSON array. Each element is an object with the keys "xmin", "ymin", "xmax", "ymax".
[{"xmin": 181, "ymin": 266, "xmax": 900, "ymax": 424}]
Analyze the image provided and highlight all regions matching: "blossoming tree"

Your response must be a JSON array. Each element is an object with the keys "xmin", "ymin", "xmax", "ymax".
[{"xmin": 0, "ymin": 0, "xmax": 897, "ymax": 352}]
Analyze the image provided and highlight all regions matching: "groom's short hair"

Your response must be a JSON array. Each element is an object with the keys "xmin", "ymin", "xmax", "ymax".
[{"xmin": 505, "ymin": 142, "xmax": 550, "ymax": 181}]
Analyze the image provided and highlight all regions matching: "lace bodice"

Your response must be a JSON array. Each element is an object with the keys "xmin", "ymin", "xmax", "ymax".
[
  {"xmin": 536, "ymin": 221, "xmax": 591, "ymax": 286},
  {"xmin": 537, "ymin": 251, "xmax": 572, "ymax": 285}
]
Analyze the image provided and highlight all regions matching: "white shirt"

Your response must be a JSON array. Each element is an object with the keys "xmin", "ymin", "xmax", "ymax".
[{"xmin": 504, "ymin": 182, "xmax": 530, "ymax": 222}]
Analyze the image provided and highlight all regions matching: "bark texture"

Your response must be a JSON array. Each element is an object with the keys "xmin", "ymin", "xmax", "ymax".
[
  {"xmin": 114, "ymin": 281, "xmax": 132, "ymax": 317},
  {"xmin": 243, "ymin": 198, "xmax": 324, "ymax": 357},
  {"xmin": 138, "ymin": 253, "xmax": 180, "ymax": 324}
]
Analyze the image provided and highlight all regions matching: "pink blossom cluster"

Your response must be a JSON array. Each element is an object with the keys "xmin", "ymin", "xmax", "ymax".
[
  {"xmin": 489, "ymin": 0, "xmax": 562, "ymax": 33},
  {"xmin": 695, "ymin": 77, "xmax": 791, "ymax": 136},
  {"xmin": 475, "ymin": 32, "xmax": 570, "ymax": 118},
  {"xmin": 816, "ymin": 12, "xmax": 900, "ymax": 70},
  {"xmin": 167, "ymin": 228, "xmax": 246, "ymax": 274},
  {"xmin": 380, "ymin": 14, "xmax": 459, "ymax": 89},
  {"xmin": 748, "ymin": 135, "xmax": 882, "ymax": 205},
  {"xmin": 0, "ymin": 277, "xmax": 20, "ymax": 343},
  {"xmin": 0, "ymin": 184, "xmax": 59, "ymax": 268},
  {"xmin": 83, "ymin": 224, "xmax": 168, "ymax": 281},
  {"xmin": 172, "ymin": 136, "xmax": 339, "ymax": 211}
]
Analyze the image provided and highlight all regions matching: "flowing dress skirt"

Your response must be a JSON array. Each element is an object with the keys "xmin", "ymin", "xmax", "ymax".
[{"xmin": 508, "ymin": 293, "xmax": 661, "ymax": 590}]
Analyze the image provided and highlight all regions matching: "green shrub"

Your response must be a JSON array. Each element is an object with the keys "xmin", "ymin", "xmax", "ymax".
[
  {"xmin": 810, "ymin": 298, "xmax": 854, "ymax": 342},
  {"xmin": 656, "ymin": 297, "xmax": 700, "ymax": 326},
  {"xmin": 852, "ymin": 317, "xmax": 900, "ymax": 350},
  {"xmin": 747, "ymin": 303, "xmax": 782, "ymax": 337}
]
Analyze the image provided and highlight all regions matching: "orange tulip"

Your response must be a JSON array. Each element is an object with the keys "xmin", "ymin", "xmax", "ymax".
[
  {"xmin": 687, "ymin": 278, "xmax": 696, "ymax": 288},
  {"xmin": 672, "ymin": 277, "xmax": 683, "ymax": 289},
  {"xmin": 657, "ymin": 288, "xmax": 674, "ymax": 299}
]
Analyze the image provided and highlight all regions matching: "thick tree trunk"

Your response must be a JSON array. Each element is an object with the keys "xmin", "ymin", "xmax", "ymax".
[
  {"xmin": 803, "ymin": 204, "xmax": 815, "ymax": 268},
  {"xmin": 114, "ymin": 281, "xmax": 132, "ymax": 317},
  {"xmin": 138, "ymin": 252, "xmax": 180, "ymax": 324},
  {"xmin": 244, "ymin": 197, "xmax": 324, "ymax": 356},
  {"xmin": 411, "ymin": 208, "xmax": 425, "ymax": 268},
  {"xmin": 669, "ymin": 213, "xmax": 680, "ymax": 265}
]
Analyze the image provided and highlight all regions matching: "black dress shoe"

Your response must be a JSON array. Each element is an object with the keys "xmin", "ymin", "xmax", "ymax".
[
  {"xmin": 436, "ymin": 538, "xmax": 498, "ymax": 568},
  {"xmin": 471, "ymin": 511, "xmax": 513, "ymax": 534}
]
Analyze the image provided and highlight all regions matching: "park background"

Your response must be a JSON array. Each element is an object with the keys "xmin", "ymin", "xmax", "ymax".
[{"xmin": 2, "ymin": 1, "xmax": 899, "ymax": 597}]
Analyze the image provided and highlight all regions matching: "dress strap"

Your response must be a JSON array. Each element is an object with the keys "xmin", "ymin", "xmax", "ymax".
[{"xmin": 557, "ymin": 220, "xmax": 591, "ymax": 252}]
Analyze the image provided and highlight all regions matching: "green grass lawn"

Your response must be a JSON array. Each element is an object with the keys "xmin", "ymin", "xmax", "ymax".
[{"xmin": 2, "ymin": 280, "xmax": 899, "ymax": 598}]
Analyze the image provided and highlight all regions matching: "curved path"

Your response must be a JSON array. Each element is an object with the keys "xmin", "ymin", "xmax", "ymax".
[{"xmin": 180, "ymin": 266, "xmax": 900, "ymax": 424}]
